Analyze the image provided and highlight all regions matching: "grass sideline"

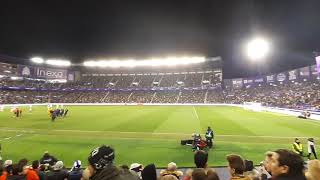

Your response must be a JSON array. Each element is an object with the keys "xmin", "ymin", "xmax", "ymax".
[{"xmin": 0, "ymin": 105, "xmax": 319, "ymax": 167}]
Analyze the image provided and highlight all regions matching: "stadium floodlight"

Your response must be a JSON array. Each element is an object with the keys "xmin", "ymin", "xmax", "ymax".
[
  {"xmin": 123, "ymin": 60, "xmax": 136, "ymax": 68},
  {"xmin": 30, "ymin": 57, "xmax": 44, "ymax": 64},
  {"xmin": 246, "ymin": 37, "xmax": 270, "ymax": 60},
  {"xmin": 46, "ymin": 59, "xmax": 71, "ymax": 66},
  {"xmin": 83, "ymin": 56, "xmax": 205, "ymax": 68},
  {"xmin": 83, "ymin": 61, "xmax": 96, "ymax": 67}
]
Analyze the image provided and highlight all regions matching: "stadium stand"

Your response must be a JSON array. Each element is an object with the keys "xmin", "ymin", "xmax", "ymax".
[
  {"xmin": 128, "ymin": 92, "xmax": 154, "ymax": 103},
  {"xmin": 178, "ymin": 91, "xmax": 206, "ymax": 104},
  {"xmin": 103, "ymin": 91, "xmax": 132, "ymax": 103},
  {"xmin": 0, "ymin": 58, "xmax": 318, "ymax": 110},
  {"xmin": 2, "ymin": 75, "xmax": 320, "ymax": 109},
  {"xmin": 152, "ymin": 92, "xmax": 180, "ymax": 104}
]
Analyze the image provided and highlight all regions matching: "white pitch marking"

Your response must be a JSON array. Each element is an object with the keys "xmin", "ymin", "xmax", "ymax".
[
  {"xmin": 193, "ymin": 106, "xmax": 199, "ymax": 120},
  {"xmin": 0, "ymin": 129, "xmax": 35, "ymax": 133},
  {"xmin": 0, "ymin": 127, "xmax": 318, "ymax": 139}
]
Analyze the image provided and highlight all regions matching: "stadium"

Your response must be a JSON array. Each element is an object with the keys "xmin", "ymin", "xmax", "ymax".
[{"xmin": 1, "ymin": 1, "xmax": 320, "ymax": 180}]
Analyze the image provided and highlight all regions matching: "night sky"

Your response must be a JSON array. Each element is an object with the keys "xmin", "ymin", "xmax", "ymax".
[{"xmin": 0, "ymin": 0, "xmax": 320, "ymax": 78}]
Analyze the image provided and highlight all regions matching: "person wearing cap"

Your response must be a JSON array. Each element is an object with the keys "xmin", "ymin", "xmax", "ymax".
[
  {"xmin": 46, "ymin": 161, "xmax": 68, "ymax": 180},
  {"xmin": 67, "ymin": 160, "xmax": 83, "ymax": 180},
  {"xmin": 292, "ymin": 138, "xmax": 303, "ymax": 156},
  {"xmin": 0, "ymin": 160, "xmax": 13, "ymax": 180},
  {"xmin": 160, "ymin": 162, "xmax": 183, "ymax": 179},
  {"xmin": 307, "ymin": 138, "xmax": 317, "ymax": 160},
  {"xmin": 130, "ymin": 163, "xmax": 143, "ymax": 179},
  {"xmin": 87, "ymin": 145, "xmax": 137, "ymax": 180},
  {"xmin": 40, "ymin": 152, "xmax": 58, "ymax": 166}
]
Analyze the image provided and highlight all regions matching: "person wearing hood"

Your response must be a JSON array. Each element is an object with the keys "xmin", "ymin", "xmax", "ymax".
[{"xmin": 141, "ymin": 164, "xmax": 157, "ymax": 180}]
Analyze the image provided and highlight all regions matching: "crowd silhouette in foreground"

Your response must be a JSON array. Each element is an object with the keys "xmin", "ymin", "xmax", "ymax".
[{"xmin": 0, "ymin": 145, "xmax": 319, "ymax": 180}]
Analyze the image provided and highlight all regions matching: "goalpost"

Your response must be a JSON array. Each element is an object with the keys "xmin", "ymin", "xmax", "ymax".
[{"xmin": 243, "ymin": 102, "xmax": 263, "ymax": 112}]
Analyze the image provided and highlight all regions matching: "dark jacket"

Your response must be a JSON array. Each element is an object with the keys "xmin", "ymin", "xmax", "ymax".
[
  {"xmin": 7, "ymin": 175, "xmax": 26, "ymax": 180},
  {"xmin": 40, "ymin": 156, "xmax": 58, "ymax": 166},
  {"xmin": 119, "ymin": 168, "xmax": 140, "ymax": 180},
  {"xmin": 36, "ymin": 171, "xmax": 47, "ymax": 180},
  {"xmin": 273, "ymin": 174, "xmax": 307, "ymax": 180},
  {"xmin": 90, "ymin": 165, "xmax": 137, "ymax": 180},
  {"xmin": 141, "ymin": 164, "xmax": 157, "ymax": 180},
  {"xmin": 67, "ymin": 169, "xmax": 82, "ymax": 180},
  {"xmin": 46, "ymin": 170, "xmax": 68, "ymax": 180}
]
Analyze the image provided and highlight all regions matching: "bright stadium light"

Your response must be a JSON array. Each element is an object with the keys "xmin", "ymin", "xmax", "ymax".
[
  {"xmin": 83, "ymin": 61, "xmax": 96, "ymax": 67},
  {"xmin": 246, "ymin": 37, "xmax": 270, "ymax": 60},
  {"xmin": 83, "ymin": 56, "xmax": 205, "ymax": 68},
  {"xmin": 30, "ymin": 57, "xmax": 44, "ymax": 64},
  {"xmin": 46, "ymin": 59, "xmax": 71, "ymax": 66},
  {"xmin": 124, "ymin": 60, "xmax": 137, "ymax": 68}
]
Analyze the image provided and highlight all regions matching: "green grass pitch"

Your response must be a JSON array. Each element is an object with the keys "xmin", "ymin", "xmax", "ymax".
[{"xmin": 0, "ymin": 105, "xmax": 319, "ymax": 168}]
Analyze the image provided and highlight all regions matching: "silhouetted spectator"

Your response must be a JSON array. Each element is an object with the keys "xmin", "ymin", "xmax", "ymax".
[
  {"xmin": 141, "ymin": 164, "xmax": 157, "ymax": 180},
  {"xmin": 46, "ymin": 161, "xmax": 67, "ymax": 180},
  {"xmin": 40, "ymin": 152, "xmax": 58, "ymax": 166}
]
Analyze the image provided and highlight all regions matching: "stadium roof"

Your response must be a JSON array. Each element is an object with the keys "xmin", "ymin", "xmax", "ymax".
[{"xmin": 0, "ymin": 0, "xmax": 320, "ymax": 78}]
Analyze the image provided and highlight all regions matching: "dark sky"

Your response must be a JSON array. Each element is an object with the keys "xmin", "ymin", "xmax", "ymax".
[{"xmin": 0, "ymin": 0, "xmax": 320, "ymax": 78}]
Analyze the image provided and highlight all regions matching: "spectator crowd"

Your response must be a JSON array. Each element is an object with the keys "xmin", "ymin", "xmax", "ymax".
[
  {"xmin": 0, "ymin": 146, "xmax": 319, "ymax": 180},
  {"xmin": 1, "ymin": 74, "xmax": 320, "ymax": 110},
  {"xmin": 1, "ymin": 82, "xmax": 320, "ymax": 110}
]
